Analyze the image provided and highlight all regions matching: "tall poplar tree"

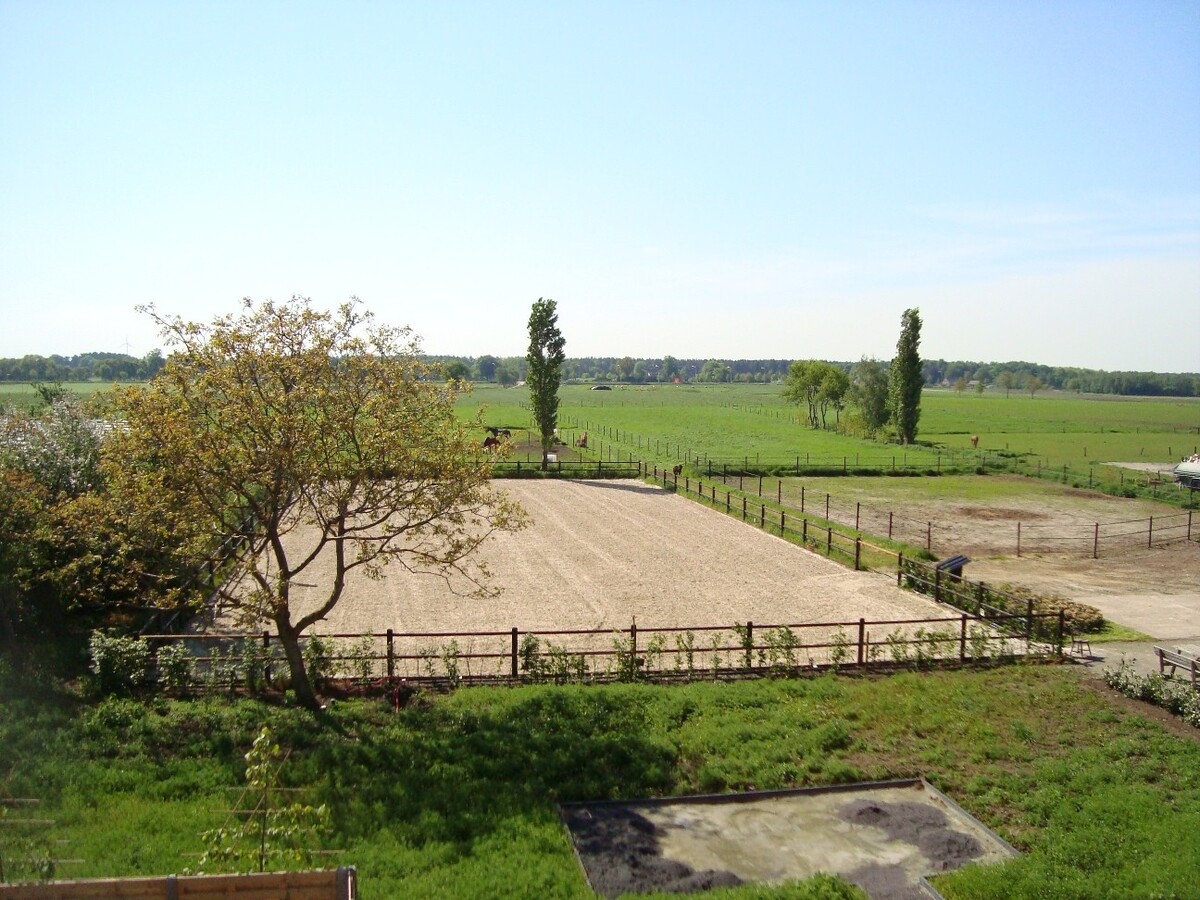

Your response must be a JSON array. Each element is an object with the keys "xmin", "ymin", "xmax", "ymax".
[
  {"xmin": 526, "ymin": 298, "xmax": 566, "ymax": 470},
  {"xmin": 889, "ymin": 308, "xmax": 923, "ymax": 444}
]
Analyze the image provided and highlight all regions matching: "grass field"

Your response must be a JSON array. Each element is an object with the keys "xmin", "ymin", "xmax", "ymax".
[
  {"xmin": 459, "ymin": 382, "xmax": 1200, "ymax": 503},
  {"xmin": 3, "ymin": 668, "xmax": 1198, "ymax": 898}
]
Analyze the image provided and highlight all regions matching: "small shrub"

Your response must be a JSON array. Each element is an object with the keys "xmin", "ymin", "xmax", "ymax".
[
  {"xmin": 545, "ymin": 643, "xmax": 587, "ymax": 683},
  {"xmin": 709, "ymin": 634, "xmax": 723, "ymax": 679},
  {"xmin": 764, "ymin": 626, "xmax": 800, "ymax": 673},
  {"xmin": 347, "ymin": 636, "xmax": 375, "ymax": 684},
  {"xmin": 611, "ymin": 633, "xmax": 642, "ymax": 682},
  {"xmin": 155, "ymin": 643, "xmax": 192, "ymax": 692},
  {"xmin": 886, "ymin": 627, "xmax": 910, "ymax": 663},
  {"xmin": 674, "ymin": 630, "xmax": 697, "ymax": 679},
  {"xmin": 240, "ymin": 638, "xmax": 268, "ymax": 692},
  {"xmin": 302, "ymin": 635, "xmax": 333, "ymax": 687},
  {"xmin": 828, "ymin": 627, "xmax": 850, "ymax": 669},
  {"xmin": 519, "ymin": 633, "xmax": 546, "ymax": 682},
  {"xmin": 1104, "ymin": 659, "xmax": 1200, "ymax": 729},
  {"xmin": 441, "ymin": 640, "xmax": 462, "ymax": 686},
  {"xmin": 89, "ymin": 631, "xmax": 151, "ymax": 695}
]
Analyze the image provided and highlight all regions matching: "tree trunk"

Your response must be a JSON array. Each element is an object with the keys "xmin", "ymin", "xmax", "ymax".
[{"xmin": 275, "ymin": 616, "xmax": 320, "ymax": 711}]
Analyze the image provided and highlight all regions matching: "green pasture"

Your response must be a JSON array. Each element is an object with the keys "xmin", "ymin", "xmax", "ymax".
[
  {"xmin": 463, "ymin": 383, "xmax": 1199, "ymax": 489},
  {"xmin": 0, "ymin": 381, "xmax": 118, "ymax": 412},
  {"xmin": 4, "ymin": 668, "xmax": 1199, "ymax": 897}
]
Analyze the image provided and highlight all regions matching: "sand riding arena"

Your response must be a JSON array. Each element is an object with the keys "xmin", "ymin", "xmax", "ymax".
[{"xmin": 222, "ymin": 480, "xmax": 1032, "ymax": 682}]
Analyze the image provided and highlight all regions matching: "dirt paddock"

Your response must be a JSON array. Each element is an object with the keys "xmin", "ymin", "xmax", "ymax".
[{"xmin": 263, "ymin": 480, "xmax": 956, "ymax": 667}]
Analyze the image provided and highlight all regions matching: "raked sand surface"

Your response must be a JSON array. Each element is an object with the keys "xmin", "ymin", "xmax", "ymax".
[{"xmin": 266, "ymin": 479, "xmax": 946, "ymax": 637}]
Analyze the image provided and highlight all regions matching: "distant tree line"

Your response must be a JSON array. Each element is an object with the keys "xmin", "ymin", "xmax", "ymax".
[
  {"xmin": 0, "ymin": 351, "xmax": 165, "ymax": 383},
  {"xmin": 924, "ymin": 359, "xmax": 1199, "ymax": 397},
  {"xmin": 3, "ymin": 351, "xmax": 1196, "ymax": 398}
]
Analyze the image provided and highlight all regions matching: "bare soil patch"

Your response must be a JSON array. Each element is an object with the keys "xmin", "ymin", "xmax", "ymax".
[
  {"xmin": 954, "ymin": 506, "xmax": 1044, "ymax": 521},
  {"xmin": 564, "ymin": 781, "xmax": 1016, "ymax": 900}
]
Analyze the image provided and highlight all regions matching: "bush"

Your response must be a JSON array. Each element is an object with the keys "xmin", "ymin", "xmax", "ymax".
[
  {"xmin": 1104, "ymin": 660, "xmax": 1200, "ymax": 728},
  {"xmin": 89, "ymin": 631, "xmax": 152, "ymax": 695},
  {"xmin": 155, "ymin": 643, "xmax": 192, "ymax": 692},
  {"xmin": 302, "ymin": 635, "xmax": 333, "ymax": 688}
]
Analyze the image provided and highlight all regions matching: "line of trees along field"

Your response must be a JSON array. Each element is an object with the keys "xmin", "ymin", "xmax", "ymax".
[{"xmin": 2, "ymin": 352, "xmax": 1197, "ymax": 397}]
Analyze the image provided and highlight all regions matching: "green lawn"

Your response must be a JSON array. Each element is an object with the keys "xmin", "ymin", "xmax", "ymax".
[{"xmin": 3, "ymin": 667, "xmax": 1198, "ymax": 898}]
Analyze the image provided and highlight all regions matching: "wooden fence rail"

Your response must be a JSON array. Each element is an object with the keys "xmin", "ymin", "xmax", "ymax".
[
  {"xmin": 137, "ymin": 603, "xmax": 1062, "ymax": 692},
  {"xmin": 693, "ymin": 467, "xmax": 1196, "ymax": 558},
  {"xmin": 0, "ymin": 867, "xmax": 356, "ymax": 900}
]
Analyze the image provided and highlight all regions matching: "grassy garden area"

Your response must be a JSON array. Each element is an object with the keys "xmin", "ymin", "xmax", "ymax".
[{"xmin": 3, "ymin": 666, "xmax": 1198, "ymax": 897}]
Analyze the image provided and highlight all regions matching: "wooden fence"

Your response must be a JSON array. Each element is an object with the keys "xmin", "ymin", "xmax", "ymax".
[
  {"xmin": 0, "ymin": 867, "xmax": 356, "ymax": 899},
  {"xmin": 137, "ymin": 602, "xmax": 1061, "ymax": 693}
]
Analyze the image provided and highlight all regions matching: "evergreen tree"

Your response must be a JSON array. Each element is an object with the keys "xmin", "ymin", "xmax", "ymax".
[
  {"xmin": 526, "ymin": 298, "xmax": 566, "ymax": 470},
  {"xmin": 889, "ymin": 308, "xmax": 923, "ymax": 444}
]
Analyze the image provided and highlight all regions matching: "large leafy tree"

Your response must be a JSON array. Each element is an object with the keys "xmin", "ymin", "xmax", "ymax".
[
  {"xmin": 103, "ymin": 297, "xmax": 525, "ymax": 710},
  {"xmin": 783, "ymin": 360, "xmax": 848, "ymax": 429},
  {"xmin": 526, "ymin": 298, "xmax": 566, "ymax": 470},
  {"xmin": 850, "ymin": 357, "xmax": 890, "ymax": 435},
  {"xmin": 889, "ymin": 307, "xmax": 923, "ymax": 444}
]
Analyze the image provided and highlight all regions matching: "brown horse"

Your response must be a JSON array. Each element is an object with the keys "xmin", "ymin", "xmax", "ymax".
[{"xmin": 970, "ymin": 435, "xmax": 979, "ymax": 449}]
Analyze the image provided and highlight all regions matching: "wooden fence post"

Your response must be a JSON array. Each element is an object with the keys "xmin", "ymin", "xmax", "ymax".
[
  {"xmin": 857, "ymin": 618, "xmax": 865, "ymax": 665},
  {"xmin": 780, "ymin": 509, "xmax": 786, "ymax": 534},
  {"xmin": 854, "ymin": 538, "xmax": 861, "ymax": 571},
  {"xmin": 1148, "ymin": 516, "xmax": 1154, "ymax": 548},
  {"xmin": 511, "ymin": 628, "xmax": 519, "ymax": 679},
  {"xmin": 1093, "ymin": 523, "xmax": 1099, "ymax": 559},
  {"xmin": 800, "ymin": 485, "xmax": 805, "ymax": 512},
  {"xmin": 897, "ymin": 552, "xmax": 903, "ymax": 587},
  {"xmin": 855, "ymin": 502, "xmax": 860, "ymax": 531},
  {"xmin": 386, "ymin": 629, "xmax": 394, "ymax": 678},
  {"xmin": 826, "ymin": 526, "xmax": 832, "ymax": 555},
  {"xmin": 1025, "ymin": 598, "xmax": 1034, "ymax": 641},
  {"xmin": 262, "ymin": 631, "xmax": 271, "ymax": 685},
  {"xmin": 888, "ymin": 511, "xmax": 893, "ymax": 539},
  {"xmin": 935, "ymin": 568, "xmax": 942, "ymax": 603},
  {"xmin": 742, "ymin": 497, "xmax": 747, "ymax": 521},
  {"xmin": 926, "ymin": 522, "xmax": 932, "ymax": 551},
  {"xmin": 959, "ymin": 615, "xmax": 967, "ymax": 661},
  {"xmin": 1016, "ymin": 521, "xmax": 1021, "ymax": 557}
]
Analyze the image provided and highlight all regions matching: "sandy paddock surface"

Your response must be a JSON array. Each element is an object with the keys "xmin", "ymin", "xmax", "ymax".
[
  {"xmin": 247, "ymin": 480, "xmax": 961, "ymax": 673},
  {"xmin": 722, "ymin": 472, "xmax": 1200, "ymax": 640}
]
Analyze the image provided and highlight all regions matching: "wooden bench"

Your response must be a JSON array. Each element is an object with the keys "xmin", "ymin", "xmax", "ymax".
[{"xmin": 1154, "ymin": 646, "xmax": 1199, "ymax": 690}]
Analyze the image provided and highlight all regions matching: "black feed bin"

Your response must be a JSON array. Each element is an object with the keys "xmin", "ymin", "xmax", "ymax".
[{"xmin": 935, "ymin": 554, "xmax": 970, "ymax": 580}]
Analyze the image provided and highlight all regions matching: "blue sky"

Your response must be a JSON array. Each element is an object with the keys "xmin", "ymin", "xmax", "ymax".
[{"xmin": 2, "ymin": 1, "xmax": 1197, "ymax": 371}]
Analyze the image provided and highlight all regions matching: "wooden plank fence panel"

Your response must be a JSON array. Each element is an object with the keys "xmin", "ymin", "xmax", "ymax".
[{"xmin": 0, "ymin": 869, "xmax": 355, "ymax": 900}]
